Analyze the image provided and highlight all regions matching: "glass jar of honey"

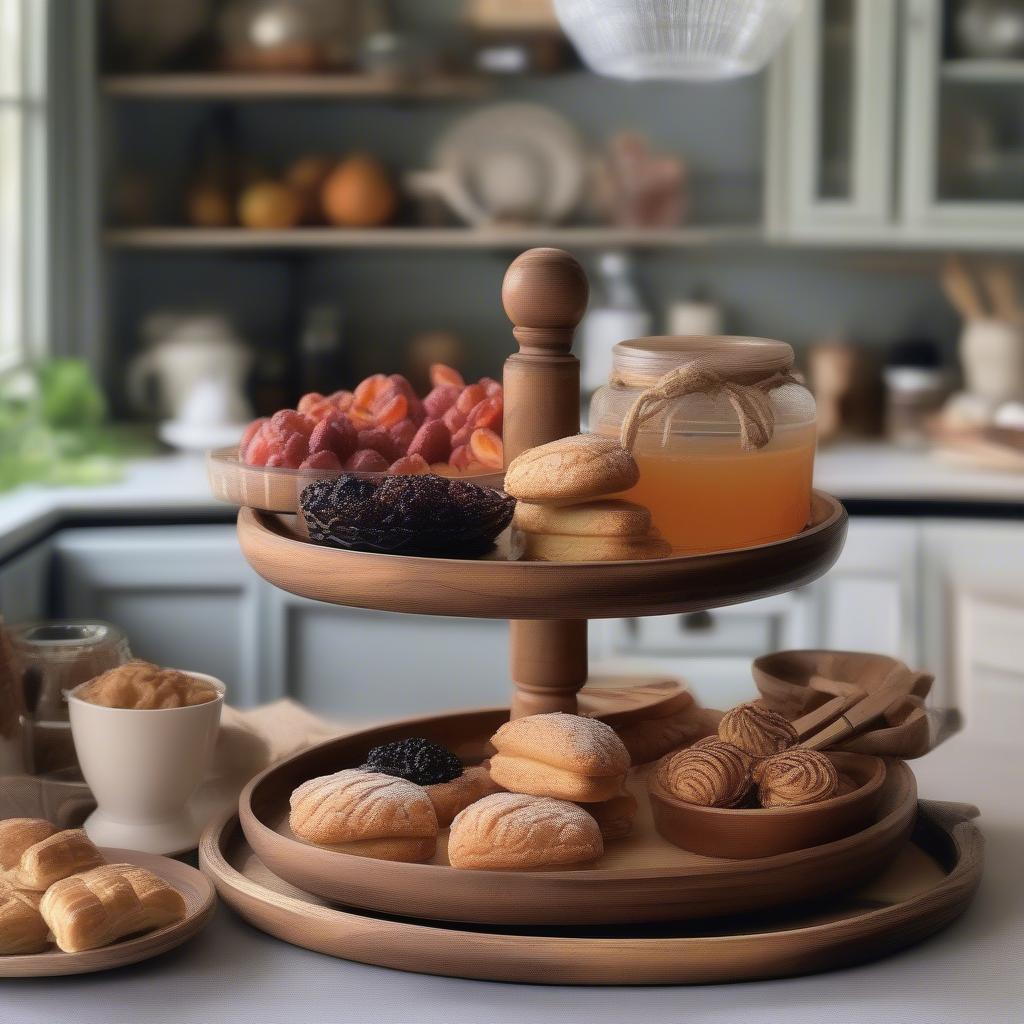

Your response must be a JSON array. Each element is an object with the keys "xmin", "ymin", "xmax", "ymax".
[{"xmin": 589, "ymin": 337, "xmax": 816, "ymax": 555}]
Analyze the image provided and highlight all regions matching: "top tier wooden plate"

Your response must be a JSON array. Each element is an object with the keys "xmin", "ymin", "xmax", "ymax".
[{"xmin": 236, "ymin": 489, "xmax": 846, "ymax": 620}]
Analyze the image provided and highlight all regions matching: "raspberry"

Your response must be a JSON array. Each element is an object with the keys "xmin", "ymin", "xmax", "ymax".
[
  {"xmin": 423, "ymin": 385, "xmax": 460, "ymax": 418},
  {"xmin": 309, "ymin": 417, "xmax": 357, "ymax": 461},
  {"xmin": 407, "ymin": 419, "xmax": 451, "ymax": 464},
  {"xmin": 389, "ymin": 418, "xmax": 417, "ymax": 453},
  {"xmin": 239, "ymin": 418, "xmax": 268, "ymax": 459},
  {"xmin": 280, "ymin": 433, "xmax": 309, "ymax": 469},
  {"xmin": 357, "ymin": 428, "xmax": 399, "ymax": 462},
  {"xmin": 300, "ymin": 450, "xmax": 342, "ymax": 471},
  {"xmin": 270, "ymin": 409, "xmax": 311, "ymax": 438},
  {"xmin": 387, "ymin": 453, "xmax": 430, "ymax": 475},
  {"xmin": 345, "ymin": 449, "xmax": 390, "ymax": 473},
  {"xmin": 244, "ymin": 430, "xmax": 273, "ymax": 467}
]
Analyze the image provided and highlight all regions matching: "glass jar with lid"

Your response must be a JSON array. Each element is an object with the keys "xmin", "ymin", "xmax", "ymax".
[{"xmin": 588, "ymin": 336, "xmax": 816, "ymax": 555}]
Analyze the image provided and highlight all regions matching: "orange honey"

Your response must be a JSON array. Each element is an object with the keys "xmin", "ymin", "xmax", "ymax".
[{"xmin": 614, "ymin": 424, "xmax": 816, "ymax": 555}]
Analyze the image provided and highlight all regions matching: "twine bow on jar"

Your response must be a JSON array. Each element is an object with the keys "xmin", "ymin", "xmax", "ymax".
[{"xmin": 616, "ymin": 360, "xmax": 802, "ymax": 453}]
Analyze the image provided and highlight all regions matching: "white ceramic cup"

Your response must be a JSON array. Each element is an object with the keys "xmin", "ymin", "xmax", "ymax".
[{"xmin": 68, "ymin": 670, "xmax": 224, "ymax": 855}]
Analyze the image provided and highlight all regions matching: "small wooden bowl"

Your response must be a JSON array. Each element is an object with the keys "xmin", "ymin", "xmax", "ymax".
[
  {"xmin": 649, "ymin": 751, "xmax": 887, "ymax": 860},
  {"xmin": 206, "ymin": 447, "xmax": 504, "ymax": 514}
]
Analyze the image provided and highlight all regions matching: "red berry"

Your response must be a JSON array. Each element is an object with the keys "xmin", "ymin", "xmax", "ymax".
[
  {"xmin": 244, "ymin": 430, "xmax": 273, "ymax": 467},
  {"xmin": 298, "ymin": 392, "xmax": 327, "ymax": 415},
  {"xmin": 266, "ymin": 453, "xmax": 285, "ymax": 468},
  {"xmin": 309, "ymin": 417, "xmax": 357, "ymax": 460},
  {"xmin": 443, "ymin": 405, "xmax": 466, "ymax": 433},
  {"xmin": 357, "ymin": 428, "xmax": 399, "ymax": 462},
  {"xmin": 280, "ymin": 433, "xmax": 309, "ymax": 469},
  {"xmin": 423, "ymin": 385, "xmax": 460, "ymax": 418},
  {"xmin": 300, "ymin": 450, "xmax": 342, "ymax": 471},
  {"xmin": 387, "ymin": 453, "xmax": 430, "ymax": 475},
  {"xmin": 389, "ymin": 417, "xmax": 417, "ymax": 453},
  {"xmin": 328, "ymin": 389, "xmax": 354, "ymax": 411},
  {"xmin": 450, "ymin": 424, "xmax": 472, "ymax": 448},
  {"xmin": 344, "ymin": 448, "xmax": 389, "ymax": 473},
  {"xmin": 239, "ymin": 418, "xmax": 268, "ymax": 459},
  {"xmin": 270, "ymin": 409, "xmax": 306, "ymax": 437},
  {"xmin": 407, "ymin": 419, "xmax": 451, "ymax": 464},
  {"xmin": 449, "ymin": 444, "xmax": 473, "ymax": 470}
]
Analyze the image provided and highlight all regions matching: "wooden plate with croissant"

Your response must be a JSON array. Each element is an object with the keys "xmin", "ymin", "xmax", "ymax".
[{"xmin": 0, "ymin": 821, "xmax": 215, "ymax": 977}]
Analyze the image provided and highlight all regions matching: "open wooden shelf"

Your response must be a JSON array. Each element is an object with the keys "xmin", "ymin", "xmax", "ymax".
[
  {"xmin": 101, "ymin": 73, "xmax": 491, "ymax": 101},
  {"xmin": 104, "ymin": 224, "xmax": 763, "ymax": 252},
  {"xmin": 941, "ymin": 59, "xmax": 1024, "ymax": 84}
]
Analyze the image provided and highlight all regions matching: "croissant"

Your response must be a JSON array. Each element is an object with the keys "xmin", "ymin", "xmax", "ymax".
[
  {"xmin": 40, "ymin": 864, "xmax": 186, "ymax": 953},
  {"xmin": 289, "ymin": 769, "xmax": 438, "ymax": 862},
  {"xmin": 0, "ymin": 878, "xmax": 48, "ymax": 955},
  {"xmin": 0, "ymin": 818, "xmax": 58, "ymax": 872},
  {"xmin": 13, "ymin": 829, "xmax": 105, "ymax": 891}
]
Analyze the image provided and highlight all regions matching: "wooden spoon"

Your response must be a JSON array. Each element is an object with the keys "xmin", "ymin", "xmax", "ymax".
[
  {"xmin": 799, "ymin": 673, "xmax": 910, "ymax": 751},
  {"xmin": 790, "ymin": 691, "xmax": 864, "ymax": 740}
]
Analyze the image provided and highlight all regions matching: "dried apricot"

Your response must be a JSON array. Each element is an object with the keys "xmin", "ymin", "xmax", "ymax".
[
  {"xmin": 347, "ymin": 404, "xmax": 376, "ymax": 428},
  {"xmin": 467, "ymin": 396, "xmax": 502, "ymax": 432},
  {"xmin": 456, "ymin": 384, "xmax": 486, "ymax": 415},
  {"xmin": 450, "ymin": 424, "xmax": 472, "ymax": 449},
  {"xmin": 443, "ymin": 405, "xmax": 466, "ymax": 433},
  {"xmin": 373, "ymin": 387, "xmax": 408, "ymax": 428},
  {"xmin": 469, "ymin": 428, "xmax": 503, "ymax": 469},
  {"xmin": 328, "ymin": 389, "xmax": 354, "ymax": 411},
  {"xmin": 430, "ymin": 363, "xmax": 464, "ymax": 389},
  {"xmin": 449, "ymin": 444, "xmax": 473, "ymax": 470},
  {"xmin": 353, "ymin": 373, "xmax": 389, "ymax": 406}
]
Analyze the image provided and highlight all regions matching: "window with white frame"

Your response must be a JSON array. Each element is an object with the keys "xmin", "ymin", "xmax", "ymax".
[{"xmin": 0, "ymin": 0, "xmax": 47, "ymax": 372}]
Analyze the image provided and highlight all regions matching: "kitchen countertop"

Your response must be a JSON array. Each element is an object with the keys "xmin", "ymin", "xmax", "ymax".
[
  {"xmin": 1, "ymin": 442, "xmax": 1024, "ymax": 561},
  {"xmin": 2, "ymin": 734, "xmax": 1019, "ymax": 1024}
]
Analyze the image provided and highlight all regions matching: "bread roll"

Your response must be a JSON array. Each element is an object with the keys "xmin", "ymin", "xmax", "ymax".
[
  {"xmin": 40, "ymin": 864, "xmax": 185, "ymax": 953},
  {"xmin": 582, "ymin": 791, "xmax": 637, "ymax": 839},
  {"xmin": 424, "ymin": 763, "xmax": 503, "ymax": 828},
  {"xmin": 448, "ymin": 793, "xmax": 603, "ymax": 870},
  {"xmin": 517, "ymin": 531, "xmax": 670, "ymax": 563},
  {"xmin": 13, "ymin": 829, "xmax": 105, "ymax": 891},
  {"xmin": 0, "ymin": 818, "xmax": 58, "ymax": 872},
  {"xmin": 489, "ymin": 712, "xmax": 630, "ymax": 803},
  {"xmin": 289, "ymin": 769, "xmax": 438, "ymax": 862},
  {"xmin": 504, "ymin": 434, "xmax": 639, "ymax": 504},
  {"xmin": 0, "ymin": 877, "xmax": 48, "ymax": 955},
  {"xmin": 513, "ymin": 500, "xmax": 651, "ymax": 537},
  {"xmin": 718, "ymin": 701, "xmax": 797, "ymax": 758}
]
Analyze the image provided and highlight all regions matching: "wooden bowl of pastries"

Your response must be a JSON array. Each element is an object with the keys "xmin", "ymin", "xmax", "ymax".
[{"xmin": 648, "ymin": 745, "xmax": 887, "ymax": 859}]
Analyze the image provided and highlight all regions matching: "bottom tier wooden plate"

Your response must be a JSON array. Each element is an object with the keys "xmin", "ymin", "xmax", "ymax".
[
  {"xmin": 238, "ymin": 708, "xmax": 918, "ymax": 926},
  {"xmin": 201, "ymin": 800, "xmax": 982, "ymax": 986},
  {"xmin": 0, "ymin": 848, "xmax": 216, "ymax": 978}
]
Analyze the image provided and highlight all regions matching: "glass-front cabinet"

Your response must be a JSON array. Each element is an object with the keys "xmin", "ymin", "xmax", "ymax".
[
  {"xmin": 769, "ymin": 0, "xmax": 1024, "ymax": 246},
  {"xmin": 903, "ymin": 0, "xmax": 1024, "ymax": 240}
]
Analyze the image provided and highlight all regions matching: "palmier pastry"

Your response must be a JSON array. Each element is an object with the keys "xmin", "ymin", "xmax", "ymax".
[
  {"xmin": 656, "ymin": 740, "xmax": 752, "ymax": 808},
  {"xmin": 581, "ymin": 791, "xmax": 637, "ymax": 840},
  {"xmin": 489, "ymin": 712, "xmax": 630, "ymax": 803},
  {"xmin": 40, "ymin": 863, "xmax": 186, "ymax": 953},
  {"xmin": 717, "ymin": 701, "xmax": 797, "ymax": 758},
  {"xmin": 503, "ymin": 434, "xmax": 639, "ymax": 505},
  {"xmin": 0, "ymin": 877, "xmax": 48, "ymax": 955},
  {"xmin": 425, "ymin": 763, "xmax": 504, "ymax": 828},
  {"xmin": 13, "ymin": 829, "xmax": 105, "ymax": 891},
  {"xmin": 289, "ymin": 769, "xmax": 438, "ymax": 862},
  {"xmin": 448, "ymin": 793, "xmax": 603, "ymax": 870},
  {"xmin": 0, "ymin": 818, "xmax": 58, "ymax": 872},
  {"xmin": 754, "ymin": 749, "xmax": 839, "ymax": 808}
]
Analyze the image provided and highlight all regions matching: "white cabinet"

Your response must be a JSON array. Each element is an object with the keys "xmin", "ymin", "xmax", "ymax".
[
  {"xmin": 813, "ymin": 519, "xmax": 919, "ymax": 662},
  {"xmin": 52, "ymin": 526, "xmax": 264, "ymax": 705},
  {"xmin": 921, "ymin": 522, "xmax": 1024, "ymax": 743},
  {"xmin": 767, "ymin": 0, "xmax": 897, "ymax": 239}
]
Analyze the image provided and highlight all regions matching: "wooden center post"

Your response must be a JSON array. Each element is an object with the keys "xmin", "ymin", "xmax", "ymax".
[{"xmin": 502, "ymin": 248, "xmax": 590, "ymax": 719}]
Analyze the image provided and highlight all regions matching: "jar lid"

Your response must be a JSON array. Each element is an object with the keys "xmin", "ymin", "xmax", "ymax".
[{"xmin": 612, "ymin": 336, "xmax": 795, "ymax": 387}]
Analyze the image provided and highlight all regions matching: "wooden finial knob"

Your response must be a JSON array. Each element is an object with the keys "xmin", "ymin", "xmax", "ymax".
[{"xmin": 502, "ymin": 248, "xmax": 589, "ymax": 352}]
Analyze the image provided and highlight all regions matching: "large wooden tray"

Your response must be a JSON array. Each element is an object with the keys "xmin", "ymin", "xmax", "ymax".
[
  {"xmin": 0, "ymin": 848, "xmax": 216, "ymax": 978},
  {"xmin": 202, "ymin": 800, "xmax": 982, "ymax": 985},
  {"xmin": 237, "ymin": 489, "xmax": 847, "ymax": 619},
  {"xmin": 237, "ymin": 708, "xmax": 916, "ymax": 927}
]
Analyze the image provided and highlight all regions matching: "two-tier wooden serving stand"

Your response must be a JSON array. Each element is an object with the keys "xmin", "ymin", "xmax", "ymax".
[{"xmin": 200, "ymin": 249, "xmax": 984, "ymax": 985}]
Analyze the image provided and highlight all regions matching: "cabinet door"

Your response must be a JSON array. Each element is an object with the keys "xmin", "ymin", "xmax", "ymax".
[
  {"xmin": 812, "ymin": 519, "xmax": 919, "ymax": 662},
  {"xmin": 767, "ymin": 0, "xmax": 896, "ymax": 237},
  {"xmin": 591, "ymin": 593, "xmax": 817, "ymax": 709},
  {"xmin": 263, "ymin": 589, "xmax": 510, "ymax": 721},
  {"xmin": 922, "ymin": 522, "xmax": 1024, "ymax": 743},
  {"xmin": 0, "ymin": 539, "xmax": 52, "ymax": 623},
  {"xmin": 52, "ymin": 526, "xmax": 263, "ymax": 704},
  {"xmin": 902, "ymin": 0, "xmax": 1024, "ymax": 239}
]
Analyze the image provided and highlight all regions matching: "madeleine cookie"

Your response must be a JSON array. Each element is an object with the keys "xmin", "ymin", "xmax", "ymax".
[
  {"xmin": 289, "ymin": 769, "xmax": 438, "ymax": 862},
  {"xmin": 504, "ymin": 434, "xmax": 639, "ymax": 504},
  {"xmin": 582, "ymin": 791, "xmax": 637, "ymax": 840},
  {"xmin": 513, "ymin": 500, "xmax": 652, "ymax": 538},
  {"xmin": 425, "ymin": 763, "xmax": 504, "ymax": 828},
  {"xmin": 448, "ymin": 793, "xmax": 603, "ymax": 870},
  {"xmin": 489, "ymin": 712, "xmax": 630, "ymax": 803},
  {"xmin": 517, "ymin": 531, "xmax": 670, "ymax": 563}
]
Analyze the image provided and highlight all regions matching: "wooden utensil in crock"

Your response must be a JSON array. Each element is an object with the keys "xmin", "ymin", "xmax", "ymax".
[{"xmin": 649, "ymin": 751, "xmax": 887, "ymax": 859}]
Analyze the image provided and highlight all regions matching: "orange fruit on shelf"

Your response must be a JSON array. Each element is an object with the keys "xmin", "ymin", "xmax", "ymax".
[
  {"xmin": 321, "ymin": 154, "xmax": 397, "ymax": 228},
  {"xmin": 237, "ymin": 181, "xmax": 302, "ymax": 230}
]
